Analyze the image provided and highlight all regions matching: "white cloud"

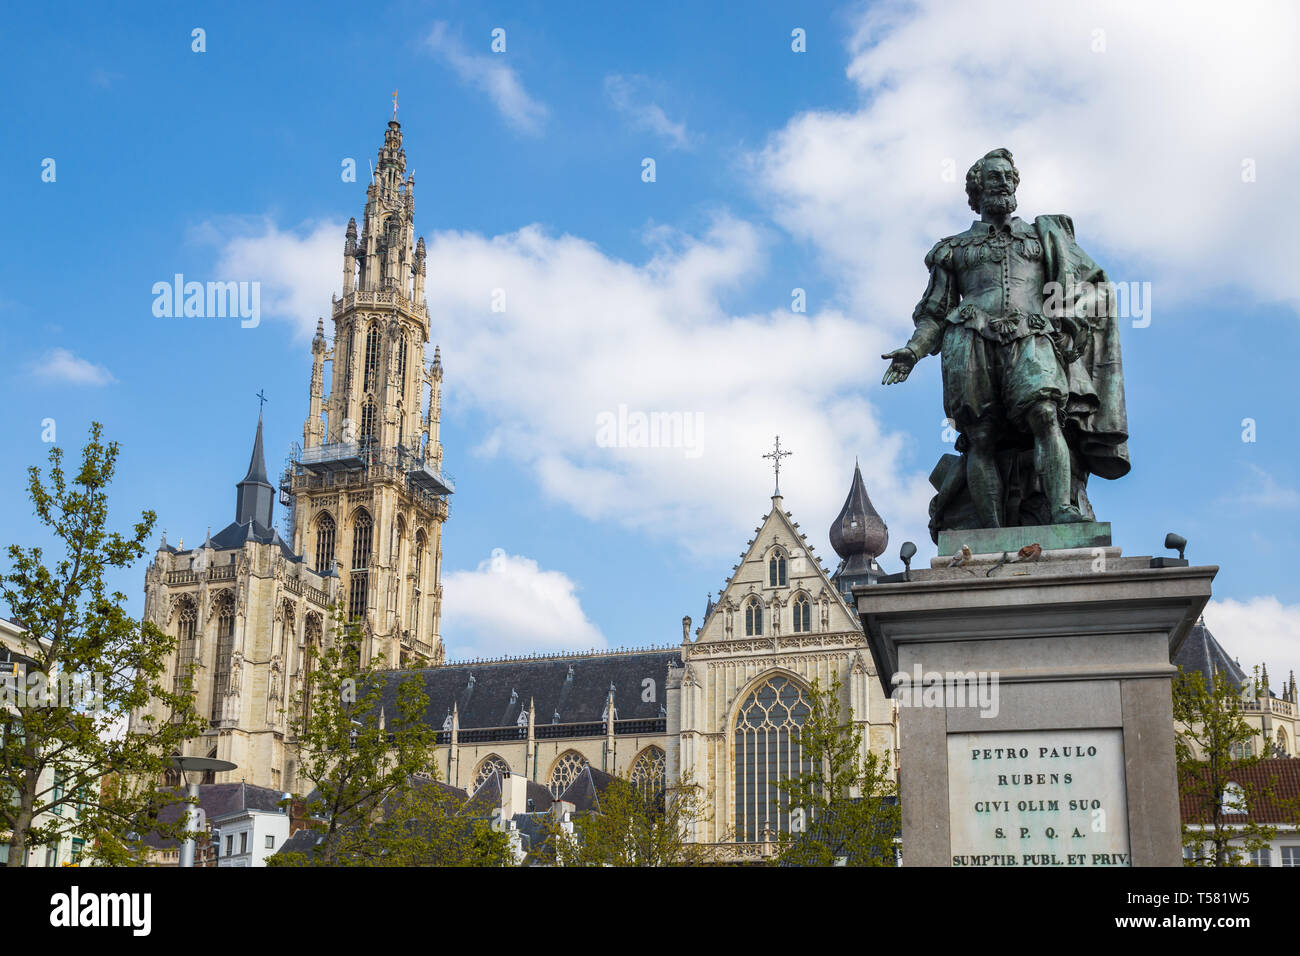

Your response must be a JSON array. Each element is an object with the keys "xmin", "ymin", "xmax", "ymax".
[
  {"xmin": 442, "ymin": 549, "xmax": 605, "ymax": 659},
  {"xmin": 1204, "ymin": 596, "xmax": 1300, "ymax": 692},
  {"xmin": 605, "ymin": 74, "xmax": 690, "ymax": 149},
  {"xmin": 204, "ymin": 217, "xmax": 338, "ymax": 338},
  {"xmin": 201, "ymin": 210, "xmax": 936, "ymax": 562},
  {"xmin": 425, "ymin": 22, "xmax": 549, "ymax": 135},
  {"xmin": 30, "ymin": 348, "xmax": 116, "ymax": 386},
  {"xmin": 1233, "ymin": 464, "xmax": 1300, "ymax": 510},
  {"xmin": 752, "ymin": 0, "xmax": 1300, "ymax": 327}
]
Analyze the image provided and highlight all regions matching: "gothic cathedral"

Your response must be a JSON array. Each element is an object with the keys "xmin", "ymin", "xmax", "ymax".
[{"xmin": 133, "ymin": 117, "xmax": 899, "ymax": 858}]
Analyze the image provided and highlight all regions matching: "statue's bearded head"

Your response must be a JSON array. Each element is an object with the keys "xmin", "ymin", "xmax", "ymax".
[{"xmin": 966, "ymin": 148, "xmax": 1020, "ymax": 216}]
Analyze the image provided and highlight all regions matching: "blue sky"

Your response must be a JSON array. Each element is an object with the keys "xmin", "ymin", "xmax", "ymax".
[{"xmin": 3, "ymin": 1, "xmax": 1299, "ymax": 679}]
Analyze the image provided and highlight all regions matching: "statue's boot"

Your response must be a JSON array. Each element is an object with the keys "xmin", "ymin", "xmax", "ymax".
[{"xmin": 1051, "ymin": 504, "xmax": 1089, "ymax": 524}]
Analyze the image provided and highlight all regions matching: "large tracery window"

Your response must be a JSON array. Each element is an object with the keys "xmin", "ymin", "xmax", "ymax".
[
  {"xmin": 473, "ymin": 755, "xmax": 510, "ymax": 793},
  {"xmin": 630, "ymin": 746, "xmax": 667, "ymax": 800},
  {"xmin": 792, "ymin": 595, "xmax": 811, "ymax": 633},
  {"xmin": 548, "ymin": 750, "xmax": 588, "ymax": 798},
  {"xmin": 363, "ymin": 325, "xmax": 381, "ymax": 394},
  {"xmin": 173, "ymin": 597, "xmax": 198, "ymax": 696},
  {"xmin": 210, "ymin": 592, "xmax": 236, "ymax": 723},
  {"xmin": 314, "ymin": 512, "xmax": 336, "ymax": 573},
  {"xmin": 397, "ymin": 337, "xmax": 408, "ymax": 393},
  {"xmin": 733, "ymin": 674, "xmax": 812, "ymax": 843},
  {"xmin": 745, "ymin": 598, "xmax": 763, "ymax": 637}
]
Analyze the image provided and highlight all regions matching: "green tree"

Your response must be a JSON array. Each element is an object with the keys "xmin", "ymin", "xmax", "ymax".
[
  {"xmin": 281, "ymin": 608, "xmax": 438, "ymax": 865},
  {"xmin": 1, "ymin": 423, "xmax": 206, "ymax": 867},
  {"xmin": 1174, "ymin": 665, "xmax": 1299, "ymax": 866},
  {"xmin": 543, "ymin": 773, "xmax": 709, "ymax": 866},
  {"xmin": 328, "ymin": 778, "xmax": 512, "ymax": 866},
  {"xmin": 775, "ymin": 674, "xmax": 899, "ymax": 866}
]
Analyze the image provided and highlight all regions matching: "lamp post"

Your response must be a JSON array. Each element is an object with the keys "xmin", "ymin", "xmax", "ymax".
[{"xmin": 169, "ymin": 756, "xmax": 237, "ymax": 868}]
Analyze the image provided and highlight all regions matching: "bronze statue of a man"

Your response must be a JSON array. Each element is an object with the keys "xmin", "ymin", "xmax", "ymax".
[{"xmin": 882, "ymin": 148, "xmax": 1130, "ymax": 539}]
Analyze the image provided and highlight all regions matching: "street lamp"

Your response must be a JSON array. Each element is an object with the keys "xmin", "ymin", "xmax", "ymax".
[{"xmin": 169, "ymin": 755, "xmax": 237, "ymax": 868}]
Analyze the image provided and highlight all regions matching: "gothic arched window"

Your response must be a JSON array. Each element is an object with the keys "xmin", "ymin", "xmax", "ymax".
[
  {"xmin": 630, "ymin": 746, "xmax": 666, "ymax": 800},
  {"xmin": 769, "ymin": 552, "xmax": 787, "ymax": 587},
  {"xmin": 745, "ymin": 598, "xmax": 763, "ymax": 637},
  {"xmin": 314, "ymin": 512, "xmax": 336, "ymax": 573},
  {"xmin": 397, "ymin": 337, "xmax": 408, "ymax": 392},
  {"xmin": 351, "ymin": 510, "xmax": 372, "ymax": 570},
  {"xmin": 210, "ymin": 592, "xmax": 236, "ymax": 723},
  {"xmin": 360, "ymin": 401, "xmax": 377, "ymax": 444},
  {"xmin": 1277, "ymin": 727, "xmax": 1289, "ymax": 756},
  {"xmin": 733, "ymin": 674, "xmax": 812, "ymax": 843},
  {"xmin": 363, "ymin": 325, "xmax": 381, "ymax": 393},
  {"xmin": 473, "ymin": 755, "xmax": 510, "ymax": 793},
  {"xmin": 548, "ymin": 751, "xmax": 588, "ymax": 798},
  {"xmin": 173, "ymin": 596, "xmax": 198, "ymax": 696},
  {"xmin": 792, "ymin": 594, "xmax": 811, "ymax": 633},
  {"xmin": 349, "ymin": 510, "xmax": 373, "ymax": 622},
  {"xmin": 303, "ymin": 612, "xmax": 322, "ymax": 721}
]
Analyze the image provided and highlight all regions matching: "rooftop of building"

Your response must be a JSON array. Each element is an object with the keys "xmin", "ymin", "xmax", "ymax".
[{"xmin": 381, "ymin": 646, "xmax": 681, "ymax": 732}]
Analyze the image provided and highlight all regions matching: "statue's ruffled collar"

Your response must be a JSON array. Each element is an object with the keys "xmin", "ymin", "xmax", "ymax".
[{"xmin": 968, "ymin": 216, "xmax": 1037, "ymax": 238}]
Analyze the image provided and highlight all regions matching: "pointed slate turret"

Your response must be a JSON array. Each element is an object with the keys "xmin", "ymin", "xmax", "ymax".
[
  {"xmin": 235, "ymin": 413, "xmax": 275, "ymax": 529},
  {"xmin": 829, "ymin": 461, "xmax": 888, "ymax": 596}
]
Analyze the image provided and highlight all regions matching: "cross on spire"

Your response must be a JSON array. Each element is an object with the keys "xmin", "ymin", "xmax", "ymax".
[
  {"xmin": 392, "ymin": 88, "xmax": 399, "ymax": 120},
  {"xmin": 763, "ymin": 435, "xmax": 792, "ymax": 496},
  {"xmin": 256, "ymin": 389, "xmax": 269, "ymax": 414}
]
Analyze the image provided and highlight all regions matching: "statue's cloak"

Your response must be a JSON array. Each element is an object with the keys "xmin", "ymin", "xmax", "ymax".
[{"xmin": 1034, "ymin": 214, "xmax": 1131, "ymax": 480}]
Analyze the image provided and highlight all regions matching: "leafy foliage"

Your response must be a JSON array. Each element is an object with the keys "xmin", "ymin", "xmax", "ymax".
[
  {"xmin": 1, "ymin": 423, "xmax": 206, "ymax": 866},
  {"xmin": 1174, "ymin": 666, "xmax": 1300, "ymax": 866},
  {"xmin": 542, "ymin": 773, "xmax": 709, "ymax": 866},
  {"xmin": 775, "ymin": 674, "xmax": 899, "ymax": 866},
  {"xmin": 270, "ymin": 777, "xmax": 512, "ymax": 867},
  {"xmin": 281, "ymin": 608, "xmax": 440, "ymax": 864}
]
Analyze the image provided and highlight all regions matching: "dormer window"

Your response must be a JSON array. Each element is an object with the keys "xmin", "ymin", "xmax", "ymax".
[
  {"xmin": 745, "ymin": 598, "xmax": 764, "ymax": 637},
  {"xmin": 1221, "ymin": 781, "xmax": 1248, "ymax": 815},
  {"xmin": 769, "ymin": 553, "xmax": 787, "ymax": 587}
]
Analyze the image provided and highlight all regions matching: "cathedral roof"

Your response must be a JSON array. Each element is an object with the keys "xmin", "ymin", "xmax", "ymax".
[
  {"xmin": 207, "ymin": 519, "xmax": 298, "ymax": 560},
  {"xmin": 385, "ymin": 648, "xmax": 681, "ymax": 732},
  {"xmin": 1173, "ymin": 620, "xmax": 1249, "ymax": 690}
]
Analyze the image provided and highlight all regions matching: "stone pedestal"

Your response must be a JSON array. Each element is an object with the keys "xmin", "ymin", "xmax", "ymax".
[{"xmin": 855, "ymin": 544, "xmax": 1215, "ymax": 867}]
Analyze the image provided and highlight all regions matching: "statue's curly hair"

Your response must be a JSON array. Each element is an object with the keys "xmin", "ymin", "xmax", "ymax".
[{"xmin": 965, "ymin": 148, "xmax": 1019, "ymax": 213}]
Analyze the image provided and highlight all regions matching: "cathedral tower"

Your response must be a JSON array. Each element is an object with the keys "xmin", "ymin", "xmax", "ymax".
[{"xmin": 286, "ymin": 117, "xmax": 452, "ymax": 668}]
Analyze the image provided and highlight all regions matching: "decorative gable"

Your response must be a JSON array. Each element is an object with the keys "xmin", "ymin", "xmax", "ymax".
[{"xmin": 695, "ymin": 495, "xmax": 862, "ymax": 643}]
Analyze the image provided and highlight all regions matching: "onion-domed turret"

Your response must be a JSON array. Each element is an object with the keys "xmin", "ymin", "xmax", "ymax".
[{"xmin": 830, "ymin": 461, "xmax": 888, "ymax": 595}]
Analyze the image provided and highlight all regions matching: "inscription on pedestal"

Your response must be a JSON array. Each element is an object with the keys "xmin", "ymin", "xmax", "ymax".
[{"xmin": 947, "ymin": 728, "xmax": 1130, "ymax": 867}]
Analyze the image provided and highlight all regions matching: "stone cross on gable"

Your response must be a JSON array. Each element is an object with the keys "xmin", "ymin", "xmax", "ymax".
[{"xmin": 763, "ymin": 435, "xmax": 793, "ymax": 496}]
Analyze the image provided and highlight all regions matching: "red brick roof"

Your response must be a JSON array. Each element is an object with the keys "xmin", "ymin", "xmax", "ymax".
[{"xmin": 1179, "ymin": 759, "xmax": 1300, "ymax": 825}]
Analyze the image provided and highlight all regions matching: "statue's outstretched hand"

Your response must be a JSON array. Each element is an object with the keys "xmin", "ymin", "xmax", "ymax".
[{"xmin": 881, "ymin": 348, "xmax": 917, "ymax": 385}]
